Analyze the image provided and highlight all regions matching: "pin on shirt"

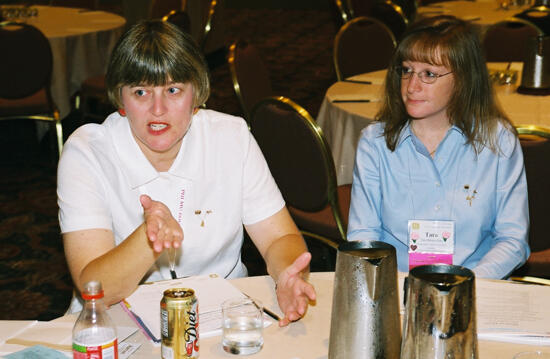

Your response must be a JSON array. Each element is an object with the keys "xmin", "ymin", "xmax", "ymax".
[
  {"xmin": 194, "ymin": 209, "xmax": 213, "ymax": 227},
  {"xmin": 464, "ymin": 185, "xmax": 477, "ymax": 206}
]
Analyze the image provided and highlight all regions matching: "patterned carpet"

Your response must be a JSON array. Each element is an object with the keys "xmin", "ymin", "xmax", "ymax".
[{"xmin": 0, "ymin": 7, "xmax": 338, "ymax": 320}]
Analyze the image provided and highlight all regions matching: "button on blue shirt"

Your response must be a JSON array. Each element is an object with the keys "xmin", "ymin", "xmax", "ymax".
[{"xmin": 347, "ymin": 121, "xmax": 530, "ymax": 279}]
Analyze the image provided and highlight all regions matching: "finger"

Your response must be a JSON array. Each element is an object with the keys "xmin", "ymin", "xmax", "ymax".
[
  {"xmin": 139, "ymin": 194, "xmax": 152, "ymax": 209},
  {"xmin": 279, "ymin": 317, "xmax": 291, "ymax": 327},
  {"xmin": 287, "ymin": 252, "xmax": 312, "ymax": 277},
  {"xmin": 303, "ymin": 282, "xmax": 317, "ymax": 301}
]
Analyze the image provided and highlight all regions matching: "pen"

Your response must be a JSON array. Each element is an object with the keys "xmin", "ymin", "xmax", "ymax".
[
  {"xmin": 342, "ymin": 79, "xmax": 372, "ymax": 84},
  {"xmin": 262, "ymin": 306, "xmax": 282, "ymax": 322},
  {"xmin": 332, "ymin": 99, "xmax": 371, "ymax": 103},
  {"xmin": 169, "ymin": 248, "xmax": 177, "ymax": 279},
  {"xmin": 241, "ymin": 292, "xmax": 282, "ymax": 322}
]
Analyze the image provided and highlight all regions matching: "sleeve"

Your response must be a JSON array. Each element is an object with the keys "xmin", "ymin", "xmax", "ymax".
[
  {"xmin": 241, "ymin": 127, "xmax": 285, "ymax": 225},
  {"xmin": 472, "ymin": 127, "xmax": 530, "ymax": 279},
  {"xmin": 57, "ymin": 133, "xmax": 113, "ymax": 233},
  {"xmin": 347, "ymin": 127, "xmax": 384, "ymax": 241}
]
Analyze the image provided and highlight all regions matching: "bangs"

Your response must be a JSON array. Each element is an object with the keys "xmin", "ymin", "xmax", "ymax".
[
  {"xmin": 121, "ymin": 37, "xmax": 193, "ymax": 87},
  {"xmin": 399, "ymin": 35, "xmax": 452, "ymax": 68}
]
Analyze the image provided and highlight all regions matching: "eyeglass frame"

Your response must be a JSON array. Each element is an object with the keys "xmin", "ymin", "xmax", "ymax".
[{"xmin": 397, "ymin": 66, "xmax": 453, "ymax": 84}]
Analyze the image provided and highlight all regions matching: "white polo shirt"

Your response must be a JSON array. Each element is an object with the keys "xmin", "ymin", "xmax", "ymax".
[{"xmin": 58, "ymin": 109, "xmax": 285, "ymax": 284}]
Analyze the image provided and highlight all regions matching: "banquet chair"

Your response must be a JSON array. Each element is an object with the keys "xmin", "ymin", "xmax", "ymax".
[
  {"xmin": 511, "ymin": 125, "xmax": 550, "ymax": 279},
  {"xmin": 0, "ymin": 21, "xmax": 63, "ymax": 157},
  {"xmin": 483, "ymin": 18, "xmax": 544, "ymax": 62},
  {"xmin": 334, "ymin": 16, "xmax": 396, "ymax": 81},
  {"xmin": 346, "ymin": 0, "xmax": 416, "ymax": 24},
  {"xmin": 249, "ymin": 96, "xmax": 351, "ymax": 269},
  {"xmin": 228, "ymin": 40, "xmax": 273, "ymax": 121},
  {"xmin": 150, "ymin": 0, "xmax": 184, "ymax": 20},
  {"xmin": 331, "ymin": 0, "xmax": 351, "ymax": 28},
  {"xmin": 370, "ymin": 0, "xmax": 409, "ymax": 40},
  {"xmin": 162, "ymin": 10, "xmax": 191, "ymax": 34}
]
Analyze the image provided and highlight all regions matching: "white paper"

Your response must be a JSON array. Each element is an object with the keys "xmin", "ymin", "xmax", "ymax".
[
  {"xmin": 124, "ymin": 274, "xmax": 247, "ymax": 342},
  {"xmin": 476, "ymin": 279, "xmax": 550, "ymax": 345}
]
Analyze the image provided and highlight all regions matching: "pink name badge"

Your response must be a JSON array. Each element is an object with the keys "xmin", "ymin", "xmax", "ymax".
[{"xmin": 409, "ymin": 252, "xmax": 453, "ymax": 270}]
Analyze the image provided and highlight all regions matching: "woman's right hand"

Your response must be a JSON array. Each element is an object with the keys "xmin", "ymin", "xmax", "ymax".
[{"xmin": 140, "ymin": 194, "xmax": 183, "ymax": 252}]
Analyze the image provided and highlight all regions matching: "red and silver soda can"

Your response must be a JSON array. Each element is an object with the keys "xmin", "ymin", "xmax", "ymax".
[{"xmin": 161, "ymin": 288, "xmax": 199, "ymax": 358}]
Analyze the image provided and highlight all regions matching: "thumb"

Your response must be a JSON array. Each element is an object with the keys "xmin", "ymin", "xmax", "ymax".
[
  {"xmin": 287, "ymin": 252, "xmax": 312, "ymax": 277},
  {"xmin": 140, "ymin": 194, "xmax": 152, "ymax": 210}
]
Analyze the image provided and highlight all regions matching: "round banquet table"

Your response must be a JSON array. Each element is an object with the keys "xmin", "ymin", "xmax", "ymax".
[
  {"xmin": 417, "ymin": 0, "xmax": 531, "ymax": 28},
  {"xmin": 22, "ymin": 5, "xmax": 126, "ymax": 119},
  {"xmin": 316, "ymin": 62, "xmax": 550, "ymax": 185}
]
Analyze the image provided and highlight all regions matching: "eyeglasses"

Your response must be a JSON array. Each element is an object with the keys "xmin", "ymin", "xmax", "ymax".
[{"xmin": 398, "ymin": 66, "xmax": 453, "ymax": 84}]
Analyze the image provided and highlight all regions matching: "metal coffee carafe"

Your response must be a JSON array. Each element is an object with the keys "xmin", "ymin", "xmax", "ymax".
[
  {"xmin": 328, "ymin": 241, "xmax": 401, "ymax": 359},
  {"xmin": 401, "ymin": 264, "xmax": 478, "ymax": 359},
  {"xmin": 518, "ymin": 35, "xmax": 550, "ymax": 94}
]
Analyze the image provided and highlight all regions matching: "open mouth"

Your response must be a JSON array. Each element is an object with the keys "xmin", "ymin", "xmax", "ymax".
[{"xmin": 149, "ymin": 123, "xmax": 168, "ymax": 131}]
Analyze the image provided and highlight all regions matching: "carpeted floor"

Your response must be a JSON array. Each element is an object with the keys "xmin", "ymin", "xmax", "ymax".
[{"xmin": 0, "ymin": 6, "xmax": 339, "ymax": 320}]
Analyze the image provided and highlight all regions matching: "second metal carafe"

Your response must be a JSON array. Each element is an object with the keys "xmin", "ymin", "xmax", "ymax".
[
  {"xmin": 328, "ymin": 241, "xmax": 401, "ymax": 359},
  {"xmin": 401, "ymin": 264, "xmax": 478, "ymax": 359}
]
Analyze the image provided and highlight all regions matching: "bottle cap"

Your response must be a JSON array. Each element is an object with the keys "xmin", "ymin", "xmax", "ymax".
[{"xmin": 82, "ymin": 280, "xmax": 105, "ymax": 300}]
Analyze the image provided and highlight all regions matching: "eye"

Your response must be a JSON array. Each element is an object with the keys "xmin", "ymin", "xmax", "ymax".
[
  {"xmin": 134, "ymin": 89, "xmax": 147, "ymax": 97},
  {"xmin": 424, "ymin": 71, "xmax": 438, "ymax": 79},
  {"xmin": 401, "ymin": 66, "xmax": 413, "ymax": 75},
  {"xmin": 167, "ymin": 87, "xmax": 181, "ymax": 94}
]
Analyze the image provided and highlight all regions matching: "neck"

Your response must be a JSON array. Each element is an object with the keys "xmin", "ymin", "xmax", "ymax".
[{"xmin": 410, "ymin": 119, "xmax": 451, "ymax": 157}]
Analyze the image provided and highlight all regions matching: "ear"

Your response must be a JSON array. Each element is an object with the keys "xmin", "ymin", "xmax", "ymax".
[{"xmin": 118, "ymin": 108, "xmax": 126, "ymax": 116}]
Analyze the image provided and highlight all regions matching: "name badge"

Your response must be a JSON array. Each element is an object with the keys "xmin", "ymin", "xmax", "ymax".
[{"xmin": 408, "ymin": 220, "xmax": 455, "ymax": 270}]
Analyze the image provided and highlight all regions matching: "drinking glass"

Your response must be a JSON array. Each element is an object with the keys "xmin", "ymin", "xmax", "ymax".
[{"xmin": 221, "ymin": 297, "xmax": 263, "ymax": 355}]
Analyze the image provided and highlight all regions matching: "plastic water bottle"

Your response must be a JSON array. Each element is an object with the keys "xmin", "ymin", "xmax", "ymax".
[{"xmin": 72, "ymin": 280, "xmax": 118, "ymax": 359}]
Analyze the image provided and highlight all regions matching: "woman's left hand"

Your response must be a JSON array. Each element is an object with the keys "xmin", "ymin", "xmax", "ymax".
[{"xmin": 275, "ymin": 252, "xmax": 317, "ymax": 327}]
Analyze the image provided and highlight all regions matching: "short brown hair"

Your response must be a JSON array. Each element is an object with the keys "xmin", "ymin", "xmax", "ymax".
[
  {"xmin": 378, "ymin": 15, "xmax": 512, "ymax": 153},
  {"xmin": 106, "ymin": 20, "xmax": 210, "ymax": 108}
]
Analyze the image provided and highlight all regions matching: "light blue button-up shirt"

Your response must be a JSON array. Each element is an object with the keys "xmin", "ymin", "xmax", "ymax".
[{"xmin": 347, "ymin": 121, "xmax": 530, "ymax": 279}]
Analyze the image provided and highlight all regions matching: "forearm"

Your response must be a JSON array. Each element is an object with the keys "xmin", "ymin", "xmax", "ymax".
[
  {"xmin": 73, "ymin": 224, "xmax": 159, "ymax": 306},
  {"xmin": 263, "ymin": 233, "xmax": 309, "ymax": 283},
  {"xmin": 473, "ymin": 238, "xmax": 529, "ymax": 279}
]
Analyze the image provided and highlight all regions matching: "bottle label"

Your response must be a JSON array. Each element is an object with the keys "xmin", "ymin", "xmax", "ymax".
[{"xmin": 73, "ymin": 338, "xmax": 118, "ymax": 359}]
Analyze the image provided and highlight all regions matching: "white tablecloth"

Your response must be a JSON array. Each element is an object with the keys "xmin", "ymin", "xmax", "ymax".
[
  {"xmin": 317, "ymin": 63, "xmax": 550, "ymax": 185},
  {"xmin": 417, "ymin": 0, "xmax": 531, "ymax": 28},
  {"xmin": 3, "ymin": 272, "xmax": 549, "ymax": 358},
  {"xmin": 24, "ymin": 5, "xmax": 126, "ymax": 119}
]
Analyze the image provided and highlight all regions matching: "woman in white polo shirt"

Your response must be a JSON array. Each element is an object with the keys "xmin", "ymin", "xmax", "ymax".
[{"xmin": 57, "ymin": 20, "xmax": 315, "ymax": 326}]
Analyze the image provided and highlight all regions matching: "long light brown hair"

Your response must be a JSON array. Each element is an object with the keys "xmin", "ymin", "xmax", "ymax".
[{"xmin": 377, "ymin": 15, "xmax": 513, "ymax": 153}]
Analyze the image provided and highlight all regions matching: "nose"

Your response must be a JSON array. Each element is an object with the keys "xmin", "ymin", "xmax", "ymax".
[
  {"xmin": 405, "ymin": 72, "xmax": 422, "ymax": 93},
  {"xmin": 151, "ymin": 92, "xmax": 167, "ymax": 116}
]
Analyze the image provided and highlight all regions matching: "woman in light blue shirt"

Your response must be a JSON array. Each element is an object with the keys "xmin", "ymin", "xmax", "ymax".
[{"xmin": 347, "ymin": 15, "xmax": 529, "ymax": 279}]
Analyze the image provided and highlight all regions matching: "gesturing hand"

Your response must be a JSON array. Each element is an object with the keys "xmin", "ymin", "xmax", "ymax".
[
  {"xmin": 275, "ymin": 252, "xmax": 317, "ymax": 327},
  {"xmin": 140, "ymin": 194, "xmax": 183, "ymax": 253}
]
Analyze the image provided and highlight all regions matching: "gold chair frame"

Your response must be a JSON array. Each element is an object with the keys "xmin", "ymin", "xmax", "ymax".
[{"xmin": 333, "ymin": 16, "xmax": 397, "ymax": 81}]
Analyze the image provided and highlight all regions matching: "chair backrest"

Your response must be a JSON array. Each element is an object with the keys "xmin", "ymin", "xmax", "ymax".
[
  {"xmin": 330, "ymin": 0, "xmax": 351, "ymax": 29},
  {"xmin": 162, "ymin": 10, "xmax": 191, "ymax": 34},
  {"xmin": 347, "ymin": 0, "xmax": 416, "ymax": 23},
  {"xmin": 151, "ymin": 0, "xmax": 183, "ymax": 19},
  {"xmin": 483, "ymin": 18, "xmax": 543, "ymax": 62},
  {"xmin": 228, "ymin": 40, "xmax": 272, "ymax": 120},
  {"xmin": 249, "ymin": 96, "xmax": 346, "ymax": 238},
  {"xmin": 334, "ymin": 16, "xmax": 396, "ymax": 81},
  {"xmin": 516, "ymin": 125, "xmax": 550, "ymax": 252},
  {"xmin": 371, "ymin": 0, "xmax": 409, "ymax": 40},
  {"xmin": 0, "ymin": 22, "xmax": 53, "ymax": 100}
]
